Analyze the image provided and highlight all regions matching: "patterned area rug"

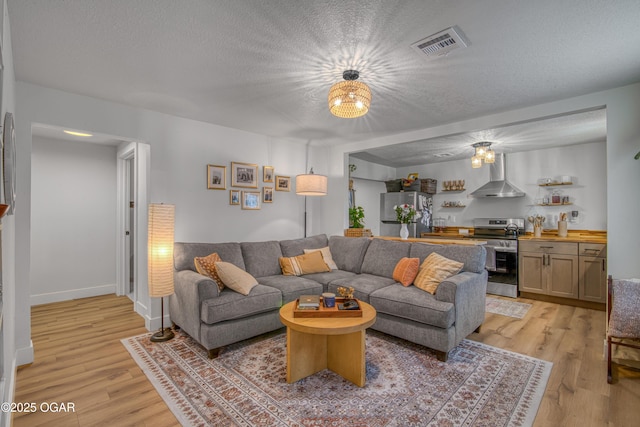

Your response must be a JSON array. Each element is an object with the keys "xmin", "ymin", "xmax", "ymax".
[
  {"xmin": 485, "ymin": 297, "xmax": 532, "ymax": 319},
  {"xmin": 123, "ymin": 329, "xmax": 551, "ymax": 426}
]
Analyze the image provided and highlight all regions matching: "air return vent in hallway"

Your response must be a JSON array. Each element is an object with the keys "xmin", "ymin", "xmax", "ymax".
[{"xmin": 411, "ymin": 26, "xmax": 468, "ymax": 58}]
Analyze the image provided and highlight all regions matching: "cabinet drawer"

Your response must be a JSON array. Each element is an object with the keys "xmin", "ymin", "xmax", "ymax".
[
  {"xmin": 579, "ymin": 243, "xmax": 606, "ymax": 257},
  {"xmin": 519, "ymin": 240, "xmax": 577, "ymax": 255}
]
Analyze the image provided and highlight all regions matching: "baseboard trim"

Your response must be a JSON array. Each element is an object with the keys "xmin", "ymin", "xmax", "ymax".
[
  {"xmin": 16, "ymin": 340, "xmax": 34, "ymax": 367},
  {"xmin": 30, "ymin": 284, "xmax": 117, "ymax": 306}
]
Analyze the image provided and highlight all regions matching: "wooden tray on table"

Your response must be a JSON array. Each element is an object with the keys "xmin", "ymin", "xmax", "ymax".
[{"xmin": 293, "ymin": 297, "xmax": 363, "ymax": 318}]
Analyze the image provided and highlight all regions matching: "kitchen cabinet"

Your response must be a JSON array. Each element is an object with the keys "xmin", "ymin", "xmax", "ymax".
[
  {"xmin": 519, "ymin": 240, "xmax": 607, "ymax": 303},
  {"xmin": 578, "ymin": 243, "xmax": 607, "ymax": 303},
  {"xmin": 519, "ymin": 241, "xmax": 578, "ymax": 298}
]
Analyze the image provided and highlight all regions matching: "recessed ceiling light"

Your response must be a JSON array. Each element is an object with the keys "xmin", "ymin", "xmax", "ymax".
[
  {"xmin": 433, "ymin": 153, "xmax": 454, "ymax": 158},
  {"xmin": 63, "ymin": 130, "xmax": 93, "ymax": 137}
]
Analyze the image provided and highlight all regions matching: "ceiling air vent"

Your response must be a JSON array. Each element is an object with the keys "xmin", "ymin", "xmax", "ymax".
[{"xmin": 411, "ymin": 26, "xmax": 468, "ymax": 58}]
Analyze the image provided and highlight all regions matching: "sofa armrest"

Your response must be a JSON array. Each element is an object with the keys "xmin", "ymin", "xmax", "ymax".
[
  {"xmin": 169, "ymin": 270, "xmax": 219, "ymax": 342},
  {"xmin": 436, "ymin": 271, "xmax": 488, "ymax": 342}
]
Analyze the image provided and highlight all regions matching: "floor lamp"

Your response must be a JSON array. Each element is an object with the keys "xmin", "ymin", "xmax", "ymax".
[
  {"xmin": 295, "ymin": 168, "xmax": 328, "ymax": 237},
  {"xmin": 148, "ymin": 203, "xmax": 175, "ymax": 342}
]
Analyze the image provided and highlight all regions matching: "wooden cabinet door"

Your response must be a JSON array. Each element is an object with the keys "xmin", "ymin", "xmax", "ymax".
[
  {"xmin": 548, "ymin": 254, "xmax": 579, "ymax": 298},
  {"xmin": 519, "ymin": 252, "xmax": 546, "ymax": 294},
  {"xmin": 579, "ymin": 256, "xmax": 607, "ymax": 303}
]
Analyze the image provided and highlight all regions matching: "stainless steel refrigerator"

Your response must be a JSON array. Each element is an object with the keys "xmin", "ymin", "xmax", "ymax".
[{"xmin": 380, "ymin": 191, "xmax": 433, "ymax": 238}]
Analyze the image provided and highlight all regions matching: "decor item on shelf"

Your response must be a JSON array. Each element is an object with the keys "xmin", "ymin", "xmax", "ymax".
[
  {"xmin": 394, "ymin": 203, "xmax": 419, "ymax": 224},
  {"xmin": 527, "ymin": 215, "xmax": 545, "ymax": 238},
  {"xmin": 296, "ymin": 167, "xmax": 328, "ymax": 237},
  {"xmin": 442, "ymin": 180, "xmax": 465, "ymax": 191},
  {"xmin": 400, "ymin": 223, "xmax": 409, "ymax": 240},
  {"xmin": 348, "ymin": 205, "xmax": 365, "ymax": 228},
  {"xmin": 328, "ymin": 70, "xmax": 371, "ymax": 119},
  {"xmin": 470, "ymin": 141, "xmax": 495, "ymax": 168},
  {"xmin": 148, "ymin": 203, "xmax": 175, "ymax": 343}
]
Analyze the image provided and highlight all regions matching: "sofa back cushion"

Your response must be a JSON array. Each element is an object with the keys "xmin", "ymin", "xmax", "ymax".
[
  {"xmin": 328, "ymin": 236, "xmax": 371, "ymax": 273},
  {"xmin": 361, "ymin": 239, "xmax": 411, "ymax": 278},
  {"xmin": 174, "ymin": 242, "xmax": 244, "ymax": 272},
  {"xmin": 409, "ymin": 243, "xmax": 486, "ymax": 273},
  {"xmin": 241, "ymin": 241, "xmax": 283, "ymax": 277},
  {"xmin": 279, "ymin": 234, "xmax": 329, "ymax": 257}
]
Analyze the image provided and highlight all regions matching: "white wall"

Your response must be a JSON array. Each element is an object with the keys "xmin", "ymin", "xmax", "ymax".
[
  {"xmin": 0, "ymin": 0, "xmax": 17, "ymax": 424},
  {"xmin": 394, "ymin": 141, "xmax": 607, "ymax": 232},
  {"xmin": 30, "ymin": 136, "xmax": 117, "ymax": 304},
  {"xmin": 14, "ymin": 82, "xmax": 312, "ymax": 365},
  {"xmin": 320, "ymin": 83, "xmax": 640, "ymax": 282}
]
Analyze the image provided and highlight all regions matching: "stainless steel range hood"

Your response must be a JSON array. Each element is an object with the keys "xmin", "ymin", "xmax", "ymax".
[{"xmin": 469, "ymin": 153, "xmax": 525, "ymax": 198}]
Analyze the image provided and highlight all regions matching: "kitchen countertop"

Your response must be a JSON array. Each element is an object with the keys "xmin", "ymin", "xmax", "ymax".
[
  {"xmin": 518, "ymin": 231, "xmax": 607, "ymax": 244},
  {"xmin": 375, "ymin": 236, "xmax": 487, "ymax": 246}
]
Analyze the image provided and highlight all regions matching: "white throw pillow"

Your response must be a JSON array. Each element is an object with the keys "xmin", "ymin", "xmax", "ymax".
[
  {"xmin": 214, "ymin": 262, "xmax": 258, "ymax": 295},
  {"xmin": 303, "ymin": 246, "xmax": 338, "ymax": 270}
]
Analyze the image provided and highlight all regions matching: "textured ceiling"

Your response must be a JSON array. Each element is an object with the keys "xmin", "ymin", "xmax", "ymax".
[{"xmin": 8, "ymin": 0, "xmax": 640, "ymax": 162}]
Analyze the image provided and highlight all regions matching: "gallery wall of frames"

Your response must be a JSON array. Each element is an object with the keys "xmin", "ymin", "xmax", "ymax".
[{"xmin": 207, "ymin": 162, "xmax": 291, "ymax": 210}]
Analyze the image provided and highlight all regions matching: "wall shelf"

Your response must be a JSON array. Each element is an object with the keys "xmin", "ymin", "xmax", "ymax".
[{"xmin": 539, "ymin": 182, "xmax": 573, "ymax": 187}]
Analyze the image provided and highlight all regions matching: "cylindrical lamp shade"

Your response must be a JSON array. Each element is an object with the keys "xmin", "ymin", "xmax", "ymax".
[
  {"xmin": 296, "ymin": 174, "xmax": 328, "ymax": 196},
  {"xmin": 148, "ymin": 204, "xmax": 175, "ymax": 298}
]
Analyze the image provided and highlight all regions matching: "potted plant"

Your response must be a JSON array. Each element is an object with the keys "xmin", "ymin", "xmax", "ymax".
[{"xmin": 345, "ymin": 206, "xmax": 372, "ymax": 237}]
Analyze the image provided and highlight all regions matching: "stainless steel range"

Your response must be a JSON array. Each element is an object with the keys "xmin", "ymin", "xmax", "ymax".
[{"xmin": 471, "ymin": 218, "xmax": 524, "ymax": 298}]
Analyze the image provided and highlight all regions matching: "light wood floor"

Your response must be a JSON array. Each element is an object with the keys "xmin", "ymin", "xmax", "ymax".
[{"xmin": 14, "ymin": 293, "xmax": 640, "ymax": 426}]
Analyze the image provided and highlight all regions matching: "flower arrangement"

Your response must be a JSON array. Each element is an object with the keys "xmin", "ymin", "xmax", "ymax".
[{"xmin": 394, "ymin": 204, "xmax": 419, "ymax": 224}]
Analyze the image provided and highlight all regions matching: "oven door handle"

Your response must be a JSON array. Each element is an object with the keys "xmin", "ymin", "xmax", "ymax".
[{"xmin": 493, "ymin": 247, "xmax": 517, "ymax": 253}]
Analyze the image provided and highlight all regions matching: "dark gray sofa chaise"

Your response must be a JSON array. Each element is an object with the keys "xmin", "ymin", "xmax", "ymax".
[{"xmin": 170, "ymin": 234, "xmax": 487, "ymax": 361}]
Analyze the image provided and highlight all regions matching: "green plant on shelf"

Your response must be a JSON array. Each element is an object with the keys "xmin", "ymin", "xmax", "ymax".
[{"xmin": 349, "ymin": 206, "xmax": 365, "ymax": 228}]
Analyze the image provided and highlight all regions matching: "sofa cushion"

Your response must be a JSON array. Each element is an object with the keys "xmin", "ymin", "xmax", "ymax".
[
  {"xmin": 303, "ymin": 246, "xmax": 338, "ymax": 270},
  {"xmin": 280, "ymin": 251, "xmax": 330, "ymax": 276},
  {"xmin": 328, "ymin": 273, "xmax": 396, "ymax": 302},
  {"xmin": 360, "ymin": 239, "xmax": 411, "ymax": 278},
  {"xmin": 409, "ymin": 243, "xmax": 486, "ymax": 274},
  {"xmin": 328, "ymin": 236, "xmax": 371, "ymax": 274},
  {"xmin": 279, "ymin": 234, "xmax": 329, "ymax": 257},
  {"xmin": 215, "ymin": 262, "xmax": 259, "ymax": 295},
  {"xmin": 257, "ymin": 275, "xmax": 323, "ymax": 304},
  {"xmin": 241, "ymin": 241, "xmax": 283, "ymax": 277},
  {"xmin": 414, "ymin": 253, "xmax": 464, "ymax": 294},
  {"xmin": 174, "ymin": 242, "xmax": 245, "ymax": 272},
  {"xmin": 369, "ymin": 284, "xmax": 455, "ymax": 329},
  {"xmin": 201, "ymin": 285, "xmax": 282, "ymax": 325},
  {"xmin": 302, "ymin": 270, "xmax": 357, "ymax": 287},
  {"xmin": 194, "ymin": 252, "xmax": 224, "ymax": 292},
  {"xmin": 393, "ymin": 257, "xmax": 420, "ymax": 286}
]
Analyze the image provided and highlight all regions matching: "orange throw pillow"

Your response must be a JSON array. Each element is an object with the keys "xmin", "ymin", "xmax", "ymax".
[
  {"xmin": 194, "ymin": 252, "xmax": 224, "ymax": 292},
  {"xmin": 414, "ymin": 252, "xmax": 464, "ymax": 294},
  {"xmin": 393, "ymin": 257, "xmax": 420, "ymax": 286}
]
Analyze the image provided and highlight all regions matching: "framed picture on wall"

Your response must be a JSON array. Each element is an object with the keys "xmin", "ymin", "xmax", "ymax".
[
  {"xmin": 275, "ymin": 175, "xmax": 290, "ymax": 191},
  {"xmin": 263, "ymin": 186, "xmax": 273, "ymax": 203},
  {"xmin": 241, "ymin": 191, "xmax": 261, "ymax": 210},
  {"xmin": 263, "ymin": 166, "xmax": 274, "ymax": 183},
  {"xmin": 207, "ymin": 164, "xmax": 226, "ymax": 190},
  {"xmin": 229, "ymin": 189, "xmax": 240, "ymax": 205},
  {"xmin": 231, "ymin": 162, "xmax": 258, "ymax": 188}
]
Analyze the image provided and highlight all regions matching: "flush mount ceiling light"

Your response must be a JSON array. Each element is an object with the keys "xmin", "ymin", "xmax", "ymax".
[
  {"xmin": 328, "ymin": 70, "xmax": 371, "ymax": 119},
  {"xmin": 471, "ymin": 141, "xmax": 495, "ymax": 168}
]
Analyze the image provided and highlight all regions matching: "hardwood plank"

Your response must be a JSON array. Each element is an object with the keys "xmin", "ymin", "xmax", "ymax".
[{"xmin": 14, "ymin": 293, "xmax": 640, "ymax": 426}]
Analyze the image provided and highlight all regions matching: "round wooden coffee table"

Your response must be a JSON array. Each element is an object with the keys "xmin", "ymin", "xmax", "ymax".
[{"xmin": 279, "ymin": 300, "xmax": 376, "ymax": 387}]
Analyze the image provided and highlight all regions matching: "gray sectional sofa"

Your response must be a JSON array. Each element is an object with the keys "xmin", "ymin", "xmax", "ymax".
[{"xmin": 170, "ymin": 234, "xmax": 487, "ymax": 361}]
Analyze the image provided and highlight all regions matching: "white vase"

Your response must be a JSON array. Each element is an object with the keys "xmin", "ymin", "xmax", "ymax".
[{"xmin": 400, "ymin": 223, "xmax": 409, "ymax": 240}]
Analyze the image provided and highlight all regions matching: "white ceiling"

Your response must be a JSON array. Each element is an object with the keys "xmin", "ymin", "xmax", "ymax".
[{"xmin": 8, "ymin": 0, "xmax": 640, "ymax": 162}]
